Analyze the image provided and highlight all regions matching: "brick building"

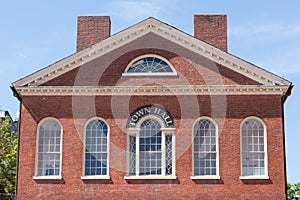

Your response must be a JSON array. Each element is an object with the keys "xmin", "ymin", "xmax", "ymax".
[
  {"xmin": 11, "ymin": 15, "xmax": 292, "ymax": 199},
  {"xmin": 0, "ymin": 109, "xmax": 18, "ymax": 134}
]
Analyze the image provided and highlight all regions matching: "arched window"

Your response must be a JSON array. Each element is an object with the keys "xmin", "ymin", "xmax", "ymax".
[
  {"xmin": 125, "ymin": 106, "xmax": 175, "ymax": 179},
  {"xmin": 192, "ymin": 118, "xmax": 219, "ymax": 179},
  {"xmin": 82, "ymin": 118, "xmax": 109, "ymax": 179},
  {"xmin": 240, "ymin": 117, "xmax": 268, "ymax": 178},
  {"xmin": 123, "ymin": 54, "xmax": 177, "ymax": 76},
  {"xmin": 139, "ymin": 119, "xmax": 162, "ymax": 175},
  {"xmin": 35, "ymin": 118, "xmax": 62, "ymax": 178}
]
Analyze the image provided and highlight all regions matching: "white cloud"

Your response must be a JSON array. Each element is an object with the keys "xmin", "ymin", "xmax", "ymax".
[{"xmin": 18, "ymin": 52, "xmax": 27, "ymax": 58}]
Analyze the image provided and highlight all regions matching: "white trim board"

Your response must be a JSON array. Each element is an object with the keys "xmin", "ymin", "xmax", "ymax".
[{"xmin": 15, "ymin": 85, "xmax": 289, "ymax": 96}]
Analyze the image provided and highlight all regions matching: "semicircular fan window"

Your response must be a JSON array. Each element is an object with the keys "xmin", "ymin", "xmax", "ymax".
[{"xmin": 126, "ymin": 55, "xmax": 175, "ymax": 74}]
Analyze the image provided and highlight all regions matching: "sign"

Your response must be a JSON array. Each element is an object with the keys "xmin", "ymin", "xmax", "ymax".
[{"xmin": 127, "ymin": 105, "xmax": 174, "ymax": 128}]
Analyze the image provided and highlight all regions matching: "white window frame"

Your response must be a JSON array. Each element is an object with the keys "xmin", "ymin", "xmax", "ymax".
[
  {"xmin": 125, "ymin": 115, "xmax": 176, "ymax": 180},
  {"xmin": 122, "ymin": 54, "xmax": 178, "ymax": 76},
  {"xmin": 239, "ymin": 116, "xmax": 269, "ymax": 180},
  {"xmin": 191, "ymin": 117, "xmax": 220, "ymax": 180},
  {"xmin": 81, "ymin": 117, "xmax": 110, "ymax": 180},
  {"xmin": 33, "ymin": 117, "xmax": 63, "ymax": 180}
]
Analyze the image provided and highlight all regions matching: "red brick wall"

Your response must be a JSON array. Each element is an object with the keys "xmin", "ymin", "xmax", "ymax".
[
  {"xmin": 194, "ymin": 15, "xmax": 228, "ymax": 52},
  {"xmin": 76, "ymin": 16, "xmax": 111, "ymax": 52},
  {"xmin": 16, "ymin": 94, "xmax": 286, "ymax": 199},
  {"xmin": 42, "ymin": 45, "xmax": 259, "ymax": 87},
  {"xmin": 15, "ymin": 14, "xmax": 287, "ymax": 199}
]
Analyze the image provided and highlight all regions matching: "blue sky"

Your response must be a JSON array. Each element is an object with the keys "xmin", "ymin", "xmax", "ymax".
[{"xmin": 0, "ymin": 0, "xmax": 299, "ymax": 183}]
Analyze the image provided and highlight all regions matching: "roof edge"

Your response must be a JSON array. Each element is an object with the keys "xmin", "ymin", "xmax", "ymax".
[{"xmin": 11, "ymin": 17, "xmax": 291, "ymax": 88}]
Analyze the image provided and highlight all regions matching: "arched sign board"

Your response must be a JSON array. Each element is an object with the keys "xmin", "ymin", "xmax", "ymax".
[{"xmin": 127, "ymin": 105, "xmax": 174, "ymax": 128}]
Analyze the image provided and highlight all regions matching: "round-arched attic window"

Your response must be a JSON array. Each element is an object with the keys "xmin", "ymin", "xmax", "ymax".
[{"xmin": 123, "ymin": 54, "xmax": 177, "ymax": 76}]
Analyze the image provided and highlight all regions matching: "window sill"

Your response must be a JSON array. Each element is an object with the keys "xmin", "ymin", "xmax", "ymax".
[
  {"xmin": 124, "ymin": 175, "xmax": 177, "ymax": 180},
  {"xmin": 122, "ymin": 73, "xmax": 178, "ymax": 77},
  {"xmin": 81, "ymin": 175, "xmax": 110, "ymax": 180},
  {"xmin": 33, "ymin": 175, "xmax": 62, "ymax": 180},
  {"xmin": 239, "ymin": 175, "xmax": 269, "ymax": 180},
  {"xmin": 190, "ymin": 175, "xmax": 221, "ymax": 180}
]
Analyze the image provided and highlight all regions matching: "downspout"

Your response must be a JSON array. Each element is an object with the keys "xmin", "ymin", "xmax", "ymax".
[{"xmin": 281, "ymin": 84, "xmax": 293, "ymax": 199}]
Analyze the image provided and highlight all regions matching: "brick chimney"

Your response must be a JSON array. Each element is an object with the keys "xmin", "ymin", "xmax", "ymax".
[
  {"xmin": 194, "ymin": 15, "xmax": 227, "ymax": 52},
  {"xmin": 76, "ymin": 16, "xmax": 111, "ymax": 52}
]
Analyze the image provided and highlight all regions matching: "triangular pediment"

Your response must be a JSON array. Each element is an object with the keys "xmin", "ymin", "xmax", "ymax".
[{"xmin": 12, "ymin": 17, "xmax": 291, "ymax": 89}]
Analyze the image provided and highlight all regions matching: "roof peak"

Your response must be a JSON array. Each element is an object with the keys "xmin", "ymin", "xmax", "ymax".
[{"xmin": 12, "ymin": 15, "xmax": 292, "ymax": 98}]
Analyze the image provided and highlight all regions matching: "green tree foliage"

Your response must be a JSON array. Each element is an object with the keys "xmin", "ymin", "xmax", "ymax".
[
  {"xmin": 0, "ymin": 116, "xmax": 18, "ymax": 199},
  {"xmin": 288, "ymin": 182, "xmax": 300, "ymax": 200}
]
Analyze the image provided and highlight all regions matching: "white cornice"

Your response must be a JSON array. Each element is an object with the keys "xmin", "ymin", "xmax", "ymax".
[
  {"xmin": 15, "ymin": 85, "xmax": 289, "ymax": 96},
  {"xmin": 12, "ymin": 18, "xmax": 291, "ymax": 88}
]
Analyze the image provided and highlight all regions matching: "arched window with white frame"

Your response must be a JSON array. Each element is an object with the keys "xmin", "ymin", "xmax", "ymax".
[
  {"xmin": 125, "ymin": 105, "xmax": 176, "ymax": 179},
  {"xmin": 82, "ymin": 118, "xmax": 109, "ymax": 179},
  {"xmin": 191, "ymin": 117, "xmax": 219, "ymax": 179},
  {"xmin": 240, "ymin": 117, "xmax": 268, "ymax": 179},
  {"xmin": 34, "ymin": 118, "xmax": 62, "ymax": 179},
  {"xmin": 123, "ymin": 54, "xmax": 177, "ymax": 76}
]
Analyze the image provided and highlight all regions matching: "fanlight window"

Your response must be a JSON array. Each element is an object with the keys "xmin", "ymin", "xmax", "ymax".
[{"xmin": 124, "ymin": 55, "xmax": 176, "ymax": 75}]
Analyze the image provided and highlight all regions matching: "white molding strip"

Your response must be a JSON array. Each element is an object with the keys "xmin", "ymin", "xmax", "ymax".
[{"xmin": 15, "ymin": 85, "xmax": 289, "ymax": 96}]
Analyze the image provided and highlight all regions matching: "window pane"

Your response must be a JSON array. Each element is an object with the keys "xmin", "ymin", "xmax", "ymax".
[
  {"xmin": 139, "ymin": 119, "xmax": 162, "ymax": 175},
  {"xmin": 37, "ymin": 119, "xmax": 61, "ymax": 176},
  {"xmin": 85, "ymin": 153, "xmax": 107, "ymax": 176},
  {"xmin": 85, "ymin": 119, "xmax": 108, "ymax": 176},
  {"xmin": 193, "ymin": 119, "xmax": 217, "ymax": 176},
  {"xmin": 127, "ymin": 56, "xmax": 174, "ymax": 73},
  {"xmin": 241, "ymin": 119, "xmax": 265, "ymax": 176},
  {"xmin": 37, "ymin": 153, "xmax": 60, "ymax": 176},
  {"xmin": 129, "ymin": 136, "xmax": 136, "ymax": 175},
  {"xmin": 166, "ymin": 135, "xmax": 172, "ymax": 175}
]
